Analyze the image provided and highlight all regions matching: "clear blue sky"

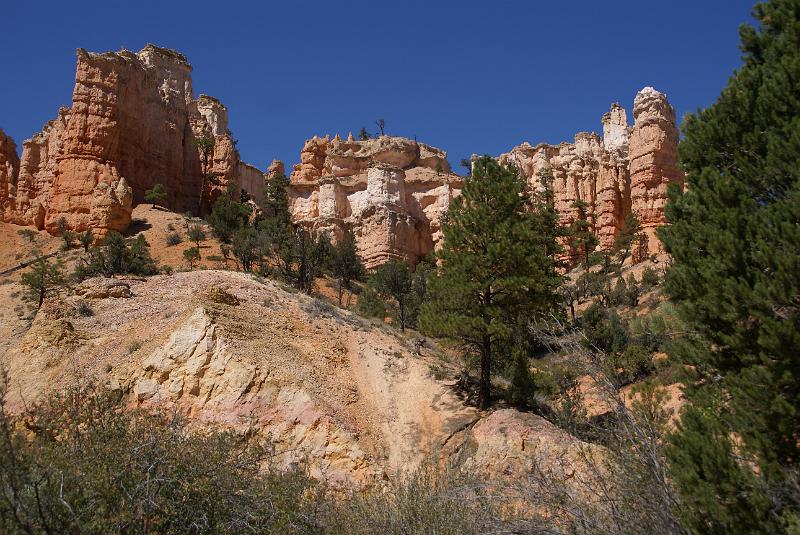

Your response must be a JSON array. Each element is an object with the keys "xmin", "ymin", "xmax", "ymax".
[{"xmin": 1, "ymin": 0, "xmax": 755, "ymax": 172}]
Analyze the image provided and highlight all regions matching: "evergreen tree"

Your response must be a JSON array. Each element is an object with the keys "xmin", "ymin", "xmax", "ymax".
[
  {"xmin": 144, "ymin": 183, "xmax": 167, "ymax": 207},
  {"xmin": 506, "ymin": 325, "xmax": 536, "ymax": 408},
  {"xmin": 659, "ymin": 2, "xmax": 800, "ymax": 532},
  {"xmin": 612, "ymin": 212, "xmax": 642, "ymax": 266},
  {"xmin": 263, "ymin": 173, "xmax": 291, "ymax": 226},
  {"xmin": 21, "ymin": 255, "xmax": 65, "ymax": 308},
  {"xmin": 369, "ymin": 260, "xmax": 414, "ymax": 330},
  {"xmin": 74, "ymin": 232, "xmax": 157, "ymax": 280},
  {"xmin": 78, "ymin": 229, "xmax": 93, "ymax": 253},
  {"xmin": 419, "ymin": 157, "xmax": 561, "ymax": 409},
  {"xmin": 208, "ymin": 195, "xmax": 249, "ymax": 243},
  {"xmin": 187, "ymin": 224, "xmax": 206, "ymax": 251},
  {"xmin": 232, "ymin": 225, "xmax": 258, "ymax": 272},
  {"xmin": 358, "ymin": 127, "xmax": 370, "ymax": 141},
  {"xmin": 330, "ymin": 231, "xmax": 364, "ymax": 307},
  {"xmin": 183, "ymin": 247, "xmax": 200, "ymax": 270},
  {"xmin": 568, "ymin": 199, "xmax": 598, "ymax": 269},
  {"xmin": 56, "ymin": 217, "xmax": 74, "ymax": 250}
]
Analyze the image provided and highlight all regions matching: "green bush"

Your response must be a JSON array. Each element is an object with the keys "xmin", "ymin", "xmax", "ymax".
[
  {"xmin": 609, "ymin": 344, "xmax": 654, "ymax": 385},
  {"xmin": 166, "ymin": 232, "xmax": 182, "ymax": 246},
  {"xmin": 0, "ymin": 378, "xmax": 322, "ymax": 534},
  {"xmin": 356, "ymin": 286, "xmax": 386, "ymax": 319},
  {"xmin": 74, "ymin": 232, "xmax": 158, "ymax": 281},
  {"xmin": 580, "ymin": 301, "xmax": 629, "ymax": 355},
  {"xmin": 640, "ymin": 266, "xmax": 660, "ymax": 291}
]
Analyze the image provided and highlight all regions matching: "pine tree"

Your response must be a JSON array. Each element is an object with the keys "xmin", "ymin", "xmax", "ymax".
[
  {"xmin": 370, "ymin": 260, "xmax": 414, "ymax": 330},
  {"xmin": 420, "ymin": 157, "xmax": 562, "ymax": 409},
  {"xmin": 659, "ymin": 2, "xmax": 800, "ymax": 532},
  {"xmin": 264, "ymin": 173, "xmax": 291, "ymax": 225},
  {"xmin": 330, "ymin": 231, "xmax": 364, "ymax": 307},
  {"xmin": 208, "ymin": 195, "xmax": 249, "ymax": 243},
  {"xmin": 78, "ymin": 229, "xmax": 93, "ymax": 253},
  {"xmin": 183, "ymin": 247, "xmax": 200, "ymax": 270},
  {"xmin": 612, "ymin": 212, "xmax": 642, "ymax": 266},
  {"xmin": 568, "ymin": 199, "xmax": 599, "ymax": 269},
  {"xmin": 187, "ymin": 224, "xmax": 206, "ymax": 250},
  {"xmin": 21, "ymin": 255, "xmax": 65, "ymax": 308},
  {"xmin": 144, "ymin": 183, "xmax": 167, "ymax": 208}
]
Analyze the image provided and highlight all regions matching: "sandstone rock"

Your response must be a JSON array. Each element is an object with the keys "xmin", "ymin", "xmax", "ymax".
[
  {"xmin": 289, "ymin": 136, "xmax": 460, "ymax": 267},
  {"xmin": 0, "ymin": 130, "xmax": 20, "ymax": 220},
  {"xmin": 204, "ymin": 286, "xmax": 240, "ymax": 306},
  {"xmin": 629, "ymin": 87, "xmax": 683, "ymax": 254},
  {"xmin": 0, "ymin": 45, "xmax": 264, "ymax": 238},
  {"xmin": 267, "ymin": 159, "xmax": 286, "ymax": 178},
  {"xmin": 76, "ymin": 280, "xmax": 133, "ymax": 299},
  {"xmin": 499, "ymin": 87, "xmax": 683, "ymax": 260}
]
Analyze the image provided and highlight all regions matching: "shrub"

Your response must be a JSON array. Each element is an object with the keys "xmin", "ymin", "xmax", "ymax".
[
  {"xmin": 75, "ymin": 300, "xmax": 94, "ymax": 317},
  {"xmin": 640, "ymin": 266, "xmax": 660, "ymax": 291},
  {"xmin": 144, "ymin": 183, "xmax": 167, "ymax": 207},
  {"xmin": 17, "ymin": 229, "xmax": 36, "ymax": 242},
  {"xmin": 356, "ymin": 286, "xmax": 386, "ymax": 319},
  {"xmin": 301, "ymin": 297, "xmax": 335, "ymax": 317},
  {"xmin": 0, "ymin": 377, "xmax": 323, "ymax": 534},
  {"xmin": 581, "ymin": 301, "xmax": 629, "ymax": 355},
  {"xmin": 74, "ymin": 232, "xmax": 158, "ymax": 281},
  {"xmin": 78, "ymin": 229, "xmax": 93, "ymax": 252},
  {"xmin": 609, "ymin": 344, "xmax": 654, "ymax": 385},
  {"xmin": 166, "ymin": 232, "xmax": 182, "ymax": 246}
]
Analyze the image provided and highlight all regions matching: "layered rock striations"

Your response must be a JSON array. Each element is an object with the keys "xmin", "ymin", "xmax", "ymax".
[
  {"xmin": 499, "ymin": 87, "xmax": 683, "ymax": 258},
  {"xmin": 0, "ymin": 45, "xmax": 264, "ymax": 239},
  {"xmin": 290, "ymin": 88, "xmax": 681, "ymax": 269},
  {"xmin": 289, "ymin": 135, "xmax": 461, "ymax": 268}
]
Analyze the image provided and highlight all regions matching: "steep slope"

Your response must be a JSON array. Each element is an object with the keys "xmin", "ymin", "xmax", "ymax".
[{"xmin": 1, "ymin": 268, "xmax": 601, "ymax": 490}]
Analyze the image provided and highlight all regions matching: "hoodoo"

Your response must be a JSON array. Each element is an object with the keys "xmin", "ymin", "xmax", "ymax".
[{"xmin": 0, "ymin": 45, "xmax": 263, "ymax": 240}]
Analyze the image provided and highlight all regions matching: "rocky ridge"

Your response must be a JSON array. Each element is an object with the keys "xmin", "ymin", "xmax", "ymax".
[
  {"xmin": 289, "ymin": 134, "xmax": 461, "ymax": 268},
  {"xmin": 0, "ymin": 45, "xmax": 265, "ymax": 240},
  {"xmin": 499, "ymin": 87, "xmax": 683, "ymax": 257}
]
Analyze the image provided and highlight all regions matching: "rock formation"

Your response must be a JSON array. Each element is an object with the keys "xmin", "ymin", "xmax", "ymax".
[
  {"xmin": 498, "ymin": 87, "xmax": 683, "ymax": 259},
  {"xmin": 289, "ymin": 88, "xmax": 681, "ymax": 268},
  {"xmin": 0, "ymin": 45, "xmax": 264, "ymax": 239},
  {"xmin": 628, "ymin": 87, "xmax": 683, "ymax": 251},
  {"xmin": 288, "ymin": 135, "xmax": 461, "ymax": 268}
]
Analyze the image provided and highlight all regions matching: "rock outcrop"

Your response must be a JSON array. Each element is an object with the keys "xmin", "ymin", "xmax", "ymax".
[
  {"xmin": 0, "ymin": 45, "xmax": 264, "ymax": 239},
  {"xmin": 289, "ymin": 135, "xmax": 461, "ymax": 268},
  {"xmin": 289, "ymin": 88, "xmax": 681, "ymax": 268},
  {"xmin": 628, "ymin": 87, "xmax": 683, "ymax": 251},
  {"xmin": 499, "ymin": 87, "xmax": 683, "ymax": 259}
]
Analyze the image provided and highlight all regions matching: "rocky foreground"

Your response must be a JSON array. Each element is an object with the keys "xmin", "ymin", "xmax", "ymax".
[{"xmin": 1, "ymin": 268, "xmax": 599, "ymax": 491}]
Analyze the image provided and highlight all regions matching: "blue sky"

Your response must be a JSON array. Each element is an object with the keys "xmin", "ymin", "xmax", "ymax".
[{"xmin": 1, "ymin": 0, "xmax": 755, "ymax": 172}]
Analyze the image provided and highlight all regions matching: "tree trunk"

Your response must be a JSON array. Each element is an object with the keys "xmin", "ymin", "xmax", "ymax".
[
  {"xmin": 337, "ymin": 281, "xmax": 343, "ymax": 307},
  {"xmin": 479, "ymin": 334, "xmax": 491, "ymax": 409}
]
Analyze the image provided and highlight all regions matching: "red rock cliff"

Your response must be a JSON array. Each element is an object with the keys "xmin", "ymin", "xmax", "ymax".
[
  {"xmin": 499, "ymin": 86, "xmax": 683, "ymax": 261},
  {"xmin": 0, "ymin": 45, "xmax": 262, "ymax": 239},
  {"xmin": 289, "ymin": 135, "xmax": 460, "ymax": 268}
]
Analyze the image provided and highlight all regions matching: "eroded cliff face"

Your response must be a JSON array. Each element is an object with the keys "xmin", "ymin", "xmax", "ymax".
[
  {"xmin": 290, "ymin": 88, "xmax": 681, "ymax": 268},
  {"xmin": 0, "ymin": 45, "xmax": 264, "ymax": 239},
  {"xmin": 499, "ymin": 87, "xmax": 683, "ymax": 259},
  {"xmin": 289, "ymin": 135, "xmax": 461, "ymax": 268}
]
